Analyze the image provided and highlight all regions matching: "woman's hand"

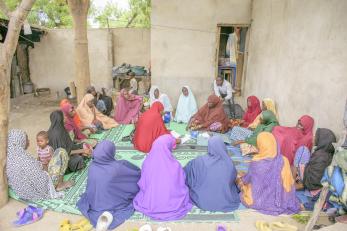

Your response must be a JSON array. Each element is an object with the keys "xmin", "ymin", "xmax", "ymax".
[{"xmin": 233, "ymin": 140, "xmax": 245, "ymax": 146}]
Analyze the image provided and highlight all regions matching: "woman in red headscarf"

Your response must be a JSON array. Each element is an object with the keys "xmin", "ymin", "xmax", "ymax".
[
  {"xmin": 272, "ymin": 115, "xmax": 314, "ymax": 165},
  {"xmin": 60, "ymin": 99, "xmax": 82, "ymax": 129},
  {"xmin": 188, "ymin": 95, "xmax": 230, "ymax": 133},
  {"xmin": 133, "ymin": 102, "xmax": 170, "ymax": 153},
  {"xmin": 242, "ymin": 96, "xmax": 262, "ymax": 127}
]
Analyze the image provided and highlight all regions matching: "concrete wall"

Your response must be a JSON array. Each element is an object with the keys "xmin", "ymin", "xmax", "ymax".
[
  {"xmin": 151, "ymin": 0, "xmax": 252, "ymax": 107},
  {"xmin": 245, "ymin": 0, "xmax": 347, "ymax": 136},
  {"xmin": 29, "ymin": 28, "xmax": 150, "ymax": 96}
]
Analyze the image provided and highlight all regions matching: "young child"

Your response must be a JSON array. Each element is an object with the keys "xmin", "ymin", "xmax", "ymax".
[{"xmin": 36, "ymin": 131, "xmax": 54, "ymax": 171}]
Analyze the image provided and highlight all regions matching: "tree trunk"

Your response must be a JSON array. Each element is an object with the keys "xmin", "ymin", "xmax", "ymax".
[
  {"xmin": 16, "ymin": 43, "xmax": 30, "ymax": 83},
  {"xmin": 0, "ymin": 0, "xmax": 36, "ymax": 208},
  {"xmin": 67, "ymin": 0, "xmax": 91, "ymax": 102}
]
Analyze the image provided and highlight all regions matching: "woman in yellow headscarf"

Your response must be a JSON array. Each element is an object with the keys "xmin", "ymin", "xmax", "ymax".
[
  {"xmin": 248, "ymin": 98, "xmax": 278, "ymax": 129},
  {"xmin": 237, "ymin": 132, "xmax": 300, "ymax": 215}
]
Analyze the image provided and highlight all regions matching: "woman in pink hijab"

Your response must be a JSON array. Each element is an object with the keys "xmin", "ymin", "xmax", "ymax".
[
  {"xmin": 133, "ymin": 134, "xmax": 192, "ymax": 220},
  {"xmin": 114, "ymin": 89, "xmax": 143, "ymax": 124},
  {"xmin": 272, "ymin": 115, "xmax": 314, "ymax": 165}
]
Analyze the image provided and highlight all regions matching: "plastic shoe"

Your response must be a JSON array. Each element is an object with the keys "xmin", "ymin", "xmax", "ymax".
[
  {"xmin": 13, "ymin": 205, "xmax": 44, "ymax": 227},
  {"xmin": 139, "ymin": 224, "xmax": 152, "ymax": 231},
  {"xmin": 60, "ymin": 219, "xmax": 72, "ymax": 231},
  {"xmin": 217, "ymin": 225, "xmax": 227, "ymax": 231},
  {"xmin": 96, "ymin": 211, "xmax": 113, "ymax": 231}
]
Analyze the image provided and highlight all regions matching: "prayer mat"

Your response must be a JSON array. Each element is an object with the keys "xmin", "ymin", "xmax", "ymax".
[{"xmin": 9, "ymin": 123, "xmax": 249, "ymax": 222}]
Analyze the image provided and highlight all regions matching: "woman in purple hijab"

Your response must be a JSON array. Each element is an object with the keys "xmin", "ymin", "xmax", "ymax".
[
  {"xmin": 133, "ymin": 134, "xmax": 192, "ymax": 221},
  {"xmin": 77, "ymin": 140, "xmax": 141, "ymax": 229},
  {"xmin": 184, "ymin": 135, "xmax": 240, "ymax": 212}
]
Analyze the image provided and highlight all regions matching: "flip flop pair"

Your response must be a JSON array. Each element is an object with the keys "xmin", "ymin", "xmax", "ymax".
[
  {"xmin": 59, "ymin": 218, "xmax": 93, "ymax": 231},
  {"xmin": 13, "ymin": 205, "xmax": 44, "ymax": 226},
  {"xmin": 255, "ymin": 221, "xmax": 298, "ymax": 231}
]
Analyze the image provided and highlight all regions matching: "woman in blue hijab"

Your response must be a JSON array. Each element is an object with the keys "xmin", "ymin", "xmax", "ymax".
[
  {"xmin": 77, "ymin": 140, "xmax": 141, "ymax": 229},
  {"xmin": 184, "ymin": 135, "xmax": 240, "ymax": 212}
]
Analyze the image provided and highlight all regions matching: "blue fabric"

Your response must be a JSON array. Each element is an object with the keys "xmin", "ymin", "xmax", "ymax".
[
  {"xmin": 184, "ymin": 136, "xmax": 240, "ymax": 212},
  {"xmin": 229, "ymin": 126, "xmax": 253, "ymax": 142},
  {"xmin": 77, "ymin": 140, "xmax": 141, "ymax": 229}
]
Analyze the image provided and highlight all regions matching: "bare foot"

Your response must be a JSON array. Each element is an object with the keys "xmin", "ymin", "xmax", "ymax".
[{"xmin": 56, "ymin": 180, "xmax": 75, "ymax": 191}]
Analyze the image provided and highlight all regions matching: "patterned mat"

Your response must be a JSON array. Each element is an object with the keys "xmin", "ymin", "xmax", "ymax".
[{"xmin": 9, "ymin": 122, "xmax": 249, "ymax": 222}]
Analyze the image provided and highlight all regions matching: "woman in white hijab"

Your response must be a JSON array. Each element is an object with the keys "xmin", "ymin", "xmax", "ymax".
[
  {"xmin": 174, "ymin": 86, "xmax": 198, "ymax": 123},
  {"xmin": 149, "ymin": 86, "xmax": 173, "ymax": 113}
]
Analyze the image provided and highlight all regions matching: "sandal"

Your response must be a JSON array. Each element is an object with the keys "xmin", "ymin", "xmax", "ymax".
[
  {"xmin": 139, "ymin": 224, "xmax": 152, "ymax": 231},
  {"xmin": 71, "ymin": 218, "xmax": 93, "ymax": 231},
  {"xmin": 60, "ymin": 219, "xmax": 72, "ymax": 231},
  {"xmin": 96, "ymin": 211, "xmax": 113, "ymax": 231},
  {"xmin": 217, "ymin": 225, "xmax": 227, "ymax": 231},
  {"xmin": 13, "ymin": 205, "xmax": 44, "ymax": 227}
]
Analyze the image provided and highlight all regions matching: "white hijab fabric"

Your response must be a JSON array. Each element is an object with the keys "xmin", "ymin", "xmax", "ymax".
[
  {"xmin": 174, "ymin": 86, "xmax": 198, "ymax": 123},
  {"xmin": 149, "ymin": 85, "xmax": 173, "ymax": 112}
]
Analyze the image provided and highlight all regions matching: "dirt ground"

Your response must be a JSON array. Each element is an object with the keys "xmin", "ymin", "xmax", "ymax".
[{"xmin": 0, "ymin": 94, "xmax": 343, "ymax": 231}]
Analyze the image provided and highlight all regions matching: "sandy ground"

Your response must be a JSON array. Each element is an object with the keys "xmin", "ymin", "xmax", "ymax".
[{"xmin": 0, "ymin": 94, "xmax": 343, "ymax": 231}]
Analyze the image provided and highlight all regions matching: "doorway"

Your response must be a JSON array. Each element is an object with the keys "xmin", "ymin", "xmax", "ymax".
[{"xmin": 215, "ymin": 25, "xmax": 249, "ymax": 95}]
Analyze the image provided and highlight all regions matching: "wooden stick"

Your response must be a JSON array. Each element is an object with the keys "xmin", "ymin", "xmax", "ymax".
[{"xmin": 304, "ymin": 186, "xmax": 329, "ymax": 231}]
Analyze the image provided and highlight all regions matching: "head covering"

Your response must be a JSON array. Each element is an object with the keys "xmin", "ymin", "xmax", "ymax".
[
  {"xmin": 149, "ymin": 86, "xmax": 173, "ymax": 112},
  {"xmin": 114, "ymin": 89, "xmax": 143, "ymax": 124},
  {"xmin": 184, "ymin": 136, "xmax": 240, "ymax": 212},
  {"xmin": 133, "ymin": 134, "xmax": 192, "ymax": 220},
  {"xmin": 191, "ymin": 95, "xmax": 229, "ymax": 133},
  {"xmin": 243, "ymin": 96, "xmax": 262, "ymax": 125},
  {"xmin": 174, "ymin": 86, "xmax": 198, "ymax": 123},
  {"xmin": 86, "ymin": 86, "xmax": 96, "ymax": 95},
  {"xmin": 48, "ymin": 110, "xmax": 74, "ymax": 153},
  {"xmin": 60, "ymin": 99, "xmax": 82, "ymax": 129},
  {"xmin": 61, "ymin": 103, "xmax": 86, "ymax": 140},
  {"xmin": 245, "ymin": 110, "xmax": 279, "ymax": 146},
  {"xmin": 133, "ymin": 102, "xmax": 169, "ymax": 153},
  {"xmin": 6, "ymin": 129, "xmax": 52, "ymax": 200},
  {"xmin": 77, "ymin": 140, "xmax": 141, "ymax": 229},
  {"xmin": 272, "ymin": 115, "xmax": 314, "ymax": 165},
  {"xmin": 240, "ymin": 132, "xmax": 300, "ymax": 215},
  {"xmin": 262, "ymin": 98, "xmax": 278, "ymax": 119},
  {"xmin": 76, "ymin": 94, "xmax": 118, "ymax": 129},
  {"xmin": 242, "ymin": 96, "xmax": 262, "ymax": 127},
  {"xmin": 303, "ymin": 128, "xmax": 336, "ymax": 191}
]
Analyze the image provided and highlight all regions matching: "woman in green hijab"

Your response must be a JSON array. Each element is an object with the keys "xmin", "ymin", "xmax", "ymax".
[{"xmin": 233, "ymin": 110, "xmax": 279, "ymax": 155}]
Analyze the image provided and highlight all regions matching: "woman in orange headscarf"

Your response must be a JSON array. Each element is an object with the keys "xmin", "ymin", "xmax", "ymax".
[
  {"xmin": 133, "ymin": 102, "xmax": 170, "ymax": 153},
  {"xmin": 188, "ymin": 95, "xmax": 229, "ymax": 133},
  {"xmin": 237, "ymin": 132, "xmax": 300, "ymax": 215}
]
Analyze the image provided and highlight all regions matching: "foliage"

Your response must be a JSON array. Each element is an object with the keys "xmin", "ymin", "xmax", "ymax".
[
  {"xmin": 92, "ymin": 0, "xmax": 151, "ymax": 28},
  {"xmin": 2, "ymin": 0, "xmax": 73, "ymax": 28}
]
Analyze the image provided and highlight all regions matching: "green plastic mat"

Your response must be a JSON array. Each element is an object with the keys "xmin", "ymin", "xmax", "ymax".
[{"xmin": 9, "ymin": 123, "xmax": 242, "ymax": 222}]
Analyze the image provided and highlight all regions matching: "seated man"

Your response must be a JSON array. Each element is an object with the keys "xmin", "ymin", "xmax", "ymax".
[{"xmin": 213, "ymin": 76, "xmax": 235, "ymax": 118}]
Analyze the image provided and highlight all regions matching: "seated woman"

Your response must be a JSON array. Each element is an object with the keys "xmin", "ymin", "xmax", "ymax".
[
  {"xmin": 184, "ymin": 136, "xmax": 240, "ymax": 212},
  {"xmin": 248, "ymin": 98, "xmax": 278, "ymax": 129},
  {"xmin": 60, "ymin": 99, "xmax": 82, "ymax": 129},
  {"xmin": 149, "ymin": 85, "xmax": 173, "ymax": 114},
  {"xmin": 114, "ymin": 88, "xmax": 143, "ymax": 124},
  {"xmin": 272, "ymin": 115, "xmax": 314, "ymax": 165},
  {"xmin": 76, "ymin": 94, "xmax": 118, "ymax": 130},
  {"xmin": 6, "ymin": 129, "xmax": 73, "ymax": 200},
  {"xmin": 77, "ymin": 140, "xmax": 141, "ymax": 229},
  {"xmin": 321, "ymin": 149, "xmax": 347, "ymax": 216},
  {"xmin": 237, "ymin": 132, "xmax": 300, "ymax": 215},
  {"xmin": 303, "ymin": 128, "xmax": 336, "ymax": 193},
  {"xmin": 229, "ymin": 96, "xmax": 262, "ymax": 141},
  {"xmin": 61, "ymin": 103, "xmax": 98, "ymax": 147},
  {"xmin": 188, "ymin": 95, "xmax": 229, "ymax": 133},
  {"xmin": 174, "ymin": 86, "xmax": 198, "ymax": 124},
  {"xmin": 133, "ymin": 134, "xmax": 192, "ymax": 220},
  {"xmin": 133, "ymin": 102, "xmax": 170, "ymax": 153},
  {"xmin": 48, "ymin": 110, "xmax": 92, "ymax": 172},
  {"xmin": 233, "ymin": 110, "xmax": 279, "ymax": 155}
]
